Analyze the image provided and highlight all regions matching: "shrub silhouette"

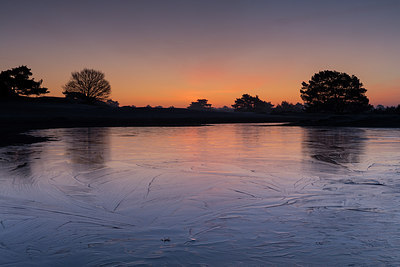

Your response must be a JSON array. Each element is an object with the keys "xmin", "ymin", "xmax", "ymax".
[
  {"xmin": 273, "ymin": 101, "xmax": 304, "ymax": 113},
  {"xmin": 188, "ymin": 99, "xmax": 212, "ymax": 110},
  {"xmin": 232, "ymin": 94, "xmax": 273, "ymax": 113}
]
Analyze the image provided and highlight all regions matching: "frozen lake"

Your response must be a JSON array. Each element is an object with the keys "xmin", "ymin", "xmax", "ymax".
[{"xmin": 1, "ymin": 124, "xmax": 400, "ymax": 265}]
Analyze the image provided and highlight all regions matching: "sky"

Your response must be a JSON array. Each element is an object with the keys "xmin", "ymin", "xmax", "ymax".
[{"xmin": 1, "ymin": 0, "xmax": 400, "ymax": 107}]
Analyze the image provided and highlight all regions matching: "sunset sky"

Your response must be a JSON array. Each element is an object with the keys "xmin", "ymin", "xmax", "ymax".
[{"xmin": 1, "ymin": 0, "xmax": 400, "ymax": 107}]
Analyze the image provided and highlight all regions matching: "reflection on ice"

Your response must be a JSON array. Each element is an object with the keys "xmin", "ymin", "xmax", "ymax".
[
  {"xmin": 303, "ymin": 128, "xmax": 366, "ymax": 167},
  {"xmin": 2, "ymin": 146, "xmax": 39, "ymax": 185},
  {"xmin": 65, "ymin": 128, "xmax": 110, "ymax": 170},
  {"xmin": 0, "ymin": 125, "xmax": 400, "ymax": 265}
]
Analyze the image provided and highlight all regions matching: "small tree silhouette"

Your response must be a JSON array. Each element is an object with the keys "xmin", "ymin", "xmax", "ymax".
[
  {"xmin": 232, "ymin": 94, "xmax": 273, "ymax": 113},
  {"xmin": 300, "ymin": 70, "xmax": 370, "ymax": 113},
  {"xmin": 188, "ymin": 99, "xmax": 212, "ymax": 110},
  {"xmin": 0, "ymin": 66, "xmax": 48, "ymax": 98},
  {"xmin": 63, "ymin": 68, "xmax": 111, "ymax": 103}
]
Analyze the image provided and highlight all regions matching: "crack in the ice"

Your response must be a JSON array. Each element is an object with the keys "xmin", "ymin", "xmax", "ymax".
[
  {"xmin": 231, "ymin": 189, "xmax": 259, "ymax": 198},
  {"xmin": 145, "ymin": 174, "xmax": 162, "ymax": 199}
]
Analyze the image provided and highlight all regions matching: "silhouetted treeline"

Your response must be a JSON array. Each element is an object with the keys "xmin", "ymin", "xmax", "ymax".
[
  {"xmin": 185, "ymin": 97, "xmax": 304, "ymax": 113},
  {"xmin": 372, "ymin": 105, "xmax": 400, "ymax": 114},
  {"xmin": 2, "ymin": 66, "xmax": 399, "ymax": 116},
  {"xmin": 271, "ymin": 101, "xmax": 304, "ymax": 114}
]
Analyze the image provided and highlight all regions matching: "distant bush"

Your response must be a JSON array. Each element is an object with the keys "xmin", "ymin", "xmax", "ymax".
[
  {"xmin": 372, "ymin": 104, "xmax": 400, "ymax": 114},
  {"xmin": 188, "ymin": 99, "xmax": 212, "ymax": 110},
  {"xmin": 232, "ymin": 94, "xmax": 273, "ymax": 113},
  {"xmin": 216, "ymin": 106, "xmax": 234, "ymax": 112},
  {"xmin": 106, "ymin": 99, "xmax": 119, "ymax": 108},
  {"xmin": 272, "ymin": 101, "xmax": 304, "ymax": 113},
  {"xmin": 64, "ymin": 91, "xmax": 87, "ymax": 102}
]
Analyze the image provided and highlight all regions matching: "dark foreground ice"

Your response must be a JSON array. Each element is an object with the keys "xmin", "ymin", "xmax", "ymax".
[{"xmin": 0, "ymin": 124, "xmax": 400, "ymax": 266}]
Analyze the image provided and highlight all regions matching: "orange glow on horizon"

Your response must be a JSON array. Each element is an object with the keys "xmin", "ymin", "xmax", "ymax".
[{"xmin": 38, "ymin": 60, "xmax": 399, "ymax": 109}]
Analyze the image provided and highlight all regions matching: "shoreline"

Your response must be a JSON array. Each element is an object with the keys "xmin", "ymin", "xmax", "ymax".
[{"xmin": 1, "ymin": 99, "xmax": 399, "ymax": 147}]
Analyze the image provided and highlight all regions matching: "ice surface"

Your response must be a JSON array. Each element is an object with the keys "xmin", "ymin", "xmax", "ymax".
[{"xmin": 0, "ymin": 124, "xmax": 400, "ymax": 265}]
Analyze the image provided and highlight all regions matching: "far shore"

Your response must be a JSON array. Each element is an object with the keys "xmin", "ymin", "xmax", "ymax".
[{"xmin": 1, "ymin": 97, "xmax": 399, "ymax": 147}]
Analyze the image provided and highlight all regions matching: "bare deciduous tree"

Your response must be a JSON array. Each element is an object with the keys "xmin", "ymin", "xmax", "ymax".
[{"xmin": 63, "ymin": 68, "xmax": 111, "ymax": 102}]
